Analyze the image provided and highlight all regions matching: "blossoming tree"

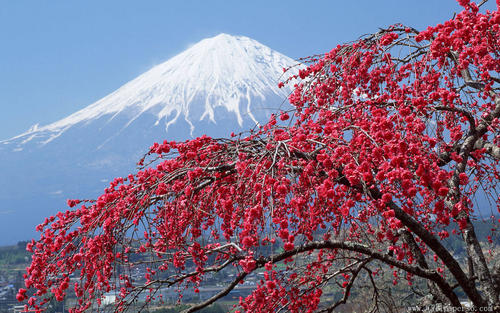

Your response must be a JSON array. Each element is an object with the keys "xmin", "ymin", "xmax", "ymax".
[{"xmin": 19, "ymin": 1, "xmax": 499, "ymax": 312}]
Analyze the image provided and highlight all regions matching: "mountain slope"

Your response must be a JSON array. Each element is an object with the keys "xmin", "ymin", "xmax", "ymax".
[{"xmin": 0, "ymin": 34, "xmax": 296, "ymax": 245}]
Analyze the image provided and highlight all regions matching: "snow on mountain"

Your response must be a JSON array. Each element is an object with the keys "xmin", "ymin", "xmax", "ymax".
[
  {"xmin": 3, "ymin": 33, "xmax": 294, "ymax": 148},
  {"xmin": 0, "ymin": 34, "xmax": 297, "ymax": 245}
]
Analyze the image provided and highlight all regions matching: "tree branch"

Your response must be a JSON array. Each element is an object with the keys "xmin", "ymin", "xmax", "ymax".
[
  {"xmin": 289, "ymin": 146, "xmax": 484, "ymax": 307},
  {"xmin": 260, "ymin": 240, "xmax": 461, "ymax": 308},
  {"xmin": 474, "ymin": 139, "xmax": 500, "ymax": 160},
  {"xmin": 318, "ymin": 259, "xmax": 371, "ymax": 313},
  {"xmin": 432, "ymin": 106, "xmax": 476, "ymax": 136},
  {"xmin": 399, "ymin": 229, "xmax": 458, "ymax": 306},
  {"xmin": 445, "ymin": 94, "xmax": 500, "ymax": 306},
  {"xmin": 181, "ymin": 272, "xmax": 248, "ymax": 313}
]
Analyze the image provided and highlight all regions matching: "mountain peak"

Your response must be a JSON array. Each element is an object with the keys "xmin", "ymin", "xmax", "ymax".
[
  {"xmin": 195, "ymin": 33, "xmax": 272, "ymax": 55},
  {"xmin": 207, "ymin": 32, "xmax": 238, "ymax": 40},
  {"xmin": 202, "ymin": 33, "xmax": 250, "ymax": 43}
]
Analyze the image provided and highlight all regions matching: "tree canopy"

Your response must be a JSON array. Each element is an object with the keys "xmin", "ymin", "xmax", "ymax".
[{"xmin": 20, "ymin": 1, "xmax": 499, "ymax": 312}]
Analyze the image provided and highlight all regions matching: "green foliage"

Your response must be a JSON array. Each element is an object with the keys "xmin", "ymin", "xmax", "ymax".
[{"xmin": 0, "ymin": 241, "xmax": 29, "ymax": 266}]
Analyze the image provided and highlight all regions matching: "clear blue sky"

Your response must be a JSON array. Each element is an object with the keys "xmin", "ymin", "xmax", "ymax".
[{"xmin": 0, "ymin": 0, "xmax": 496, "ymax": 140}]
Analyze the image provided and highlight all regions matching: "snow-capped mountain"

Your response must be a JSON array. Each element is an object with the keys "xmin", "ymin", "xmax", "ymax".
[
  {"xmin": 4, "ymin": 33, "xmax": 293, "ymax": 148},
  {"xmin": 0, "ymin": 34, "xmax": 297, "ymax": 245}
]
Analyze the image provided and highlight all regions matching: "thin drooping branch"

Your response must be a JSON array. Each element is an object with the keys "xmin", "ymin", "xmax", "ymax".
[
  {"xmin": 319, "ymin": 259, "xmax": 371, "ymax": 313},
  {"xmin": 399, "ymin": 229, "xmax": 457, "ymax": 305},
  {"xmin": 181, "ymin": 272, "xmax": 248, "ymax": 313},
  {"xmin": 156, "ymin": 256, "xmax": 242, "ymax": 287}
]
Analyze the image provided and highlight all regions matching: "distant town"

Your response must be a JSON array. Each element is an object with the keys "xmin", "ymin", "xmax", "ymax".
[{"xmin": 2, "ymin": 217, "xmax": 498, "ymax": 313}]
